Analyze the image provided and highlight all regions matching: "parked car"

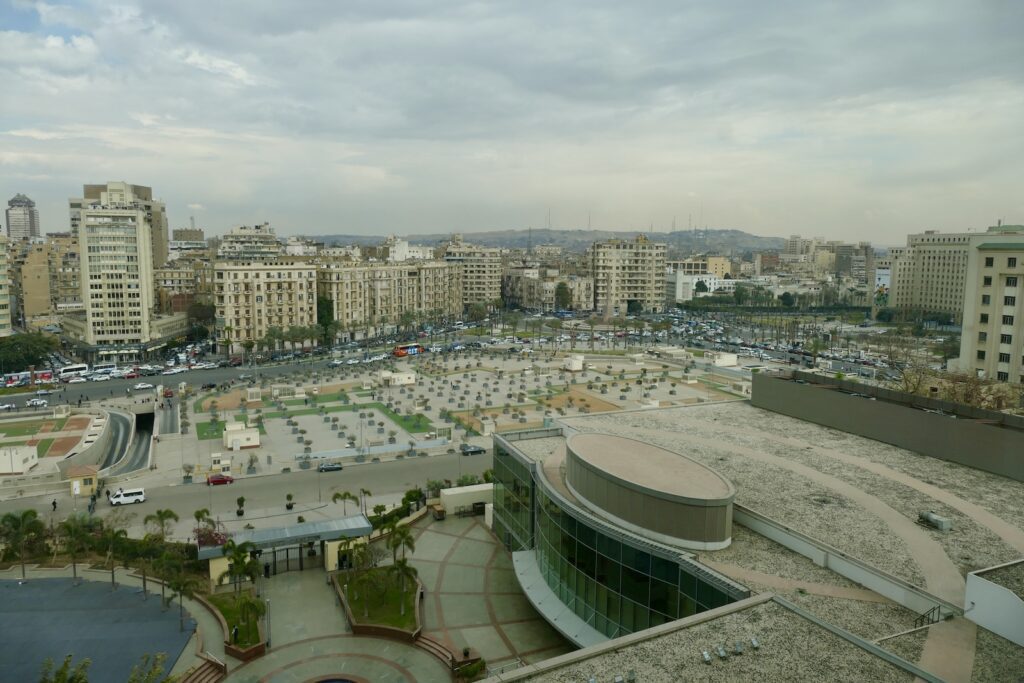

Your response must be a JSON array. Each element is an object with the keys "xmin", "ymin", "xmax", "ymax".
[
  {"xmin": 317, "ymin": 462, "xmax": 343, "ymax": 472},
  {"xmin": 201, "ymin": 382, "xmax": 217, "ymax": 390},
  {"xmin": 27, "ymin": 398, "xmax": 48, "ymax": 408},
  {"xmin": 90, "ymin": 374, "xmax": 110, "ymax": 382},
  {"xmin": 206, "ymin": 473, "xmax": 234, "ymax": 486},
  {"xmin": 162, "ymin": 388, "xmax": 174, "ymax": 398},
  {"xmin": 0, "ymin": 403, "xmax": 15, "ymax": 411},
  {"xmin": 67, "ymin": 376, "xmax": 88, "ymax": 384},
  {"xmin": 460, "ymin": 443, "xmax": 486, "ymax": 456},
  {"xmin": 110, "ymin": 488, "xmax": 146, "ymax": 505}
]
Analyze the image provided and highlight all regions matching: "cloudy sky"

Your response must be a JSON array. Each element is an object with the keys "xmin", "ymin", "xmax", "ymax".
[{"xmin": 1, "ymin": 1, "xmax": 1022, "ymax": 243}]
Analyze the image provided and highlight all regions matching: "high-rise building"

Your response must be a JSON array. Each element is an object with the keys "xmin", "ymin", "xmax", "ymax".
[
  {"xmin": 588, "ymin": 235, "xmax": 667, "ymax": 316},
  {"xmin": 441, "ymin": 235, "xmax": 503, "ymax": 307},
  {"xmin": 213, "ymin": 260, "xmax": 317, "ymax": 353},
  {"xmin": 61, "ymin": 185, "xmax": 185, "ymax": 362},
  {"xmin": 8, "ymin": 240, "xmax": 53, "ymax": 328},
  {"xmin": 69, "ymin": 182, "xmax": 169, "ymax": 268},
  {"xmin": 0, "ymin": 236, "xmax": 12, "ymax": 335},
  {"xmin": 317, "ymin": 260, "xmax": 462, "ymax": 337},
  {"xmin": 666, "ymin": 256, "xmax": 731, "ymax": 279},
  {"xmin": 885, "ymin": 230, "xmax": 973, "ymax": 323},
  {"xmin": 957, "ymin": 224, "xmax": 1024, "ymax": 383},
  {"xmin": 217, "ymin": 223, "xmax": 283, "ymax": 261},
  {"xmin": 6, "ymin": 194, "xmax": 40, "ymax": 240}
]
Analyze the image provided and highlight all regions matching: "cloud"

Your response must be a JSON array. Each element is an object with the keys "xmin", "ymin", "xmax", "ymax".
[
  {"xmin": 187, "ymin": 203, "xmax": 205, "ymax": 210},
  {"xmin": 1, "ymin": 1, "xmax": 1022, "ymax": 240}
]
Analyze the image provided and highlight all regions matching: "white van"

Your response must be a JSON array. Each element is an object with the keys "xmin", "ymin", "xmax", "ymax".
[{"xmin": 109, "ymin": 488, "xmax": 146, "ymax": 505}]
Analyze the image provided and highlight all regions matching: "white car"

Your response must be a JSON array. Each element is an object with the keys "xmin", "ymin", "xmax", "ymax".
[
  {"xmin": 345, "ymin": 358, "xmax": 360, "ymax": 365},
  {"xmin": 27, "ymin": 398, "xmax": 48, "ymax": 407},
  {"xmin": 162, "ymin": 367, "xmax": 185, "ymax": 375},
  {"xmin": 67, "ymin": 376, "xmax": 87, "ymax": 384},
  {"xmin": 90, "ymin": 374, "xmax": 110, "ymax": 382},
  {"xmin": 133, "ymin": 382, "xmax": 154, "ymax": 390},
  {"xmin": 0, "ymin": 403, "xmax": 15, "ymax": 411},
  {"xmin": 428, "ymin": 346, "xmax": 442, "ymax": 352}
]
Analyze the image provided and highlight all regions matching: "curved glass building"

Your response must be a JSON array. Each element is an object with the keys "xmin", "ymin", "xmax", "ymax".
[{"xmin": 493, "ymin": 428, "xmax": 749, "ymax": 645}]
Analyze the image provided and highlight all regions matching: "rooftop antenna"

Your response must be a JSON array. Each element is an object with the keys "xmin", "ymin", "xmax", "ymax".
[
  {"xmin": 190, "ymin": 215, "xmax": 195, "ymax": 230},
  {"xmin": 672, "ymin": 215, "xmax": 676, "ymax": 233},
  {"xmin": 588, "ymin": 211, "xmax": 591, "ymax": 230},
  {"xmin": 527, "ymin": 225, "xmax": 532, "ymax": 256},
  {"xmin": 546, "ymin": 207, "xmax": 551, "ymax": 231}
]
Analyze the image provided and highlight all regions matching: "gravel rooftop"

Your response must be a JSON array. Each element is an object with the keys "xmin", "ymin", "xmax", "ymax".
[{"xmin": 977, "ymin": 560, "xmax": 1024, "ymax": 599}]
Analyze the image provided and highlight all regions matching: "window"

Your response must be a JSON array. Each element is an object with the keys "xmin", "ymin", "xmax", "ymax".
[
  {"xmin": 983, "ymin": 276, "xmax": 992, "ymax": 286},
  {"xmin": 999, "ymin": 353, "xmax": 1011, "ymax": 363},
  {"xmin": 1006, "ymin": 296, "xmax": 1017, "ymax": 306},
  {"xmin": 1008, "ymin": 277, "xmax": 1019, "ymax": 287},
  {"xmin": 976, "ymin": 350, "xmax": 986, "ymax": 360},
  {"xmin": 978, "ymin": 332, "xmax": 988, "ymax": 342},
  {"xmin": 1010, "ymin": 258, "xmax": 1018, "ymax": 268},
  {"xmin": 984, "ymin": 257, "xmax": 994, "ymax": 267},
  {"xmin": 980, "ymin": 313, "xmax": 989, "ymax": 324},
  {"xmin": 1000, "ymin": 334, "xmax": 1013, "ymax": 344},
  {"xmin": 1003, "ymin": 315, "xmax": 1015, "ymax": 325},
  {"xmin": 982, "ymin": 295, "xmax": 990, "ymax": 305},
  {"xmin": 997, "ymin": 372, "xmax": 1009, "ymax": 381}
]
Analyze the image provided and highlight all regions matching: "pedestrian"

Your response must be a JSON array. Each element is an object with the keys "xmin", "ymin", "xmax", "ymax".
[{"xmin": 51, "ymin": 499, "xmax": 57, "ymax": 512}]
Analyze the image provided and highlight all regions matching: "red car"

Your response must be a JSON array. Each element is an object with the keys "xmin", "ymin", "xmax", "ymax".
[
  {"xmin": 163, "ymin": 388, "xmax": 174, "ymax": 398},
  {"xmin": 206, "ymin": 473, "xmax": 234, "ymax": 486},
  {"xmin": 124, "ymin": 371, "xmax": 140, "ymax": 379}
]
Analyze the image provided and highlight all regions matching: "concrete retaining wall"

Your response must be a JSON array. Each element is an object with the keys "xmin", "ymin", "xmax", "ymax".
[
  {"xmin": 965, "ymin": 561, "xmax": 1024, "ymax": 647},
  {"xmin": 751, "ymin": 372, "xmax": 1024, "ymax": 481}
]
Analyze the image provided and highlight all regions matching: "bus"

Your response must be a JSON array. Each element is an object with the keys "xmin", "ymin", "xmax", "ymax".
[
  {"xmin": 393, "ymin": 343, "xmax": 426, "ymax": 357},
  {"xmin": 92, "ymin": 362, "xmax": 117, "ymax": 375},
  {"xmin": 58, "ymin": 364, "xmax": 90, "ymax": 380}
]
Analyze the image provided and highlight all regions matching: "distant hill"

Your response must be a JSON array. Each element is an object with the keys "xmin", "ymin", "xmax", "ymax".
[{"xmin": 315, "ymin": 228, "xmax": 784, "ymax": 254}]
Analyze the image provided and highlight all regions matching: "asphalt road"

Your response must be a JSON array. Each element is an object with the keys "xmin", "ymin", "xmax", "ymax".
[
  {"xmin": 1, "ymin": 450, "xmax": 493, "ymax": 531},
  {"xmin": 99, "ymin": 411, "xmax": 133, "ymax": 470}
]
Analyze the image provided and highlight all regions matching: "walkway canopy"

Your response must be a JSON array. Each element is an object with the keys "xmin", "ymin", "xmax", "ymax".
[{"xmin": 198, "ymin": 514, "xmax": 372, "ymax": 560}]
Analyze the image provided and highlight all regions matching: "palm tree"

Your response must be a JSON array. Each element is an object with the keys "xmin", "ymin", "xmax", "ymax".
[
  {"xmin": 359, "ymin": 488, "xmax": 371, "ymax": 514},
  {"xmin": 1, "ymin": 509, "xmax": 45, "ymax": 581},
  {"xmin": 59, "ymin": 513, "xmax": 92, "ymax": 585},
  {"xmin": 144, "ymin": 509, "xmax": 180, "ymax": 541},
  {"xmin": 221, "ymin": 325, "xmax": 234, "ymax": 356},
  {"xmin": 332, "ymin": 490, "xmax": 358, "ymax": 515},
  {"xmin": 237, "ymin": 592, "xmax": 266, "ymax": 643},
  {"xmin": 167, "ymin": 570, "xmax": 202, "ymax": 632},
  {"xmin": 101, "ymin": 521, "xmax": 128, "ymax": 589},
  {"xmin": 153, "ymin": 551, "xmax": 183, "ymax": 609},
  {"xmin": 587, "ymin": 316, "xmax": 598, "ymax": 351},
  {"xmin": 387, "ymin": 525, "xmax": 416, "ymax": 565},
  {"xmin": 220, "ymin": 539, "xmax": 259, "ymax": 594},
  {"xmin": 266, "ymin": 325, "xmax": 284, "ymax": 353},
  {"xmin": 193, "ymin": 508, "xmax": 213, "ymax": 531},
  {"xmin": 388, "ymin": 558, "xmax": 419, "ymax": 616},
  {"xmin": 399, "ymin": 311, "xmax": 417, "ymax": 335}
]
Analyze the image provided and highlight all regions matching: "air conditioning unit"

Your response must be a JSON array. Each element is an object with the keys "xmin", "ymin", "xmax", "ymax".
[{"xmin": 918, "ymin": 511, "xmax": 952, "ymax": 532}]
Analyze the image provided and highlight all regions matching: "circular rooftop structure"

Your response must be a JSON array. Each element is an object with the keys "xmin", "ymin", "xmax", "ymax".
[{"xmin": 565, "ymin": 432, "xmax": 736, "ymax": 550}]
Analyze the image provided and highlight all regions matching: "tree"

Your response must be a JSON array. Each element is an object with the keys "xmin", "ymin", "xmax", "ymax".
[
  {"xmin": 554, "ymin": 282, "xmax": 572, "ymax": 310},
  {"xmin": 39, "ymin": 654, "xmax": 90, "ymax": 683},
  {"xmin": 241, "ymin": 340, "xmax": 255, "ymax": 363},
  {"xmin": 221, "ymin": 325, "xmax": 235, "ymax": 355},
  {"xmin": 126, "ymin": 653, "xmax": 171, "ymax": 683},
  {"xmin": 332, "ymin": 491, "xmax": 358, "ymax": 515},
  {"xmin": 1, "ymin": 509, "xmax": 46, "ymax": 581},
  {"xmin": 388, "ymin": 558, "xmax": 419, "ymax": 616},
  {"xmin": 733, "ymin": 285, "xmax": 750, "ymax": 306},
  {"xmin": 0, "ymin": 332, "xmax": 59, "ymax": 374},
  {"xmin": 779, "ymin": 291, "xmax": 795, "ymax": 307},
  {"xmin": 399, "ymin": 311, "xmax": 417, "ymax": 334},
  {"xmin": 101, "ymin": 513, "xmax": 130, "ymax": 589},
  {"xmin": 59, "ymin": 513, "xmax": 93, "ymax": 584},
  {"xmin": 359, "ymin": 488, "xmax": 372, "ymax": 514},
  {"xmin": 317, "ymin": 295, "xmax": 336, "ymax": 339},
  {"xmin": 144, "ymin": 509, "xmax": 179, "ymax": 541},
  {"xmin": 187, "ymin": 302, "xmax": 216, "ymax": 325},
  {"xmin": 695, "ymin": 279, "xmax": 710, "ymax": 294},
  {"xmin": 166, "ymin": 571, "xmax": 202, "ymax": 632},
  {"xmin": 387, "ymin": 525, "xmax": 416, "ymax": 565},
  {"xmin": 587, "ymin": 316, "xmax": 598, "ymax": 351},
  {"xmin": 236, "ymin": 593, "xmax": 266, "ymax": 643},
  {"xmin": 467, "ymin": 303, "xmax": 487, "ymax": 322},
  {"xmin": 220, "ymin": 539, "xmax": 259, "ymax": 594}
]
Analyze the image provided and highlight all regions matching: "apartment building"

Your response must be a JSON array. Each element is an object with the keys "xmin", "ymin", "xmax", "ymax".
[
  {"xmin": 8, "ymin": 240, "xmax": 52, "ymax": 328},
  {"xmin": 589, "ymin": 235, "xmax": 667, "ymax": 315},
  {"xmin": 217, "ymin": 223, "xmax": 283, "ymax": 261},
  {"xmin": 667, "ymin": 255, "xmax": 731, "ymax": 279},
  {"xmin": 155, "ymin": 262, "xmax": 201, "ymax": 313},
  {"xmin": 317, "ymin": 260, "xmax": 462, "ymax": 336},
  {"xmin": 441, "ymin": 235, "xmax": 503, "ymax": 307},
  {"xmin": 957, "ymin": 224, "xmax": 1024, "ymax": 383},
  {"xmin": 886, "ymin": 230, "xmax": 973, "ymax": 322},
  {"xmin": 6, "ymin": 194, "xmax": 40, "ymax": 240},
  {"xmin": 0, "ymin": 236, "xmax": 11, "ymax": 335},
  {"xmin": 666, "ymin": 272, "xmax": 720, "ymax": 306},
  {"xmin": 214, "ymin": 260, "xmax": 317, "ymax": 353},
  {"xmin": 61, "ymin": 186, "xmax": 186, "ymax": 362},
  {"xmin": 49, "ymin": 233, "xmax": 83, "ymax": 317},
  {"xmin": 362, "ymin": 236, "xmax": 434, "ymax": 262},
  {"xmin": 502, "ymin": 267, "xmax": 594, "ymax": 312},
  {"xmin": 172, "ymin": 228, "xmax": 204, "ymax": 242},
  {"xmin": 69, "ymin": 182, "xmax": 169, "ymax": 268}
]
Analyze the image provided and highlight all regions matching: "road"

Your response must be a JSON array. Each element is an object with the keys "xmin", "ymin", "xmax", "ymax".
[
  {"xmin": 0, "ymin": 450, "xmax": 493, "ymax": 538},
  {"xmin": 98, "ymin": 411, "xmax": 133, "ymax": 469}
]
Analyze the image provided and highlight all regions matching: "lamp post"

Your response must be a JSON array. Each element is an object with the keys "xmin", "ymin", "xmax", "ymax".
[{"xmin": 265, "ymin": 598, "xmax": 271, "ymax": 648}]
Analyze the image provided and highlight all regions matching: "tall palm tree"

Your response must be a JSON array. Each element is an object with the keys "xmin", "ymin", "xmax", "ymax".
[
  {"xmin": 221, "ymin": 325, "xmax": 234, "ymax": 356},
  {"xmin": 332, "ymin": 491, "xmax": 358, "ymax": 515},
  {"xmin": 59, "ymin": 513, "xmax": 92, "ymax": 585},
  {"xmin": 1, "ymin": 509, "xmax": 46, "ymax": 582},
  {"xmin": 101, "ymin": 521, "xmax": 128, "ymax": 589},
  {"xmin": 154, "ymin": 551, "xmax": 183, "ymax": 609},
  {"xmin": 237, "ymin": 593, "xmax": 267, "ymax": 642},
  {"xmin": 144, "ymin": 509, "xmax": 180, "ymax": 541},
  {"xmin": 587, "ymin": 316, "xmax": 598, "ymax": 351},
  {"xmin": 220, "ymin": 539, "xmax": 259, "ymax": 594},
  {"xmin": 358, "ymin": 488, "xmax": 371, "ymax": 515},
  {"xmin": 388, "ymin": 558, "xmax": 419, "ymax": 616},
  {"xmin": 193, "ymin": 508, "xmax": 212, "ymax": 531},
  {"xmin": 167, "ymin": 570, "xmax": 202, "ymax": 632},
  {"xmin": 387, "ymin": 525, "xmax": 416, "ymax": 564}
]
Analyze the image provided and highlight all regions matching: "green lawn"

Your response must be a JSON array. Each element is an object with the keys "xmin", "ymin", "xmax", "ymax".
[
  {"xmin": 35, "ymin": 439, "xmax": 54, "ymax": 457},
  {"xmin": 347, "ymin": 569, "xmax": 417, "ymax": 631},
  {"xmin": 196, "ymin": 420, "xmax": 226, "ymax": 440},
  {"xmin": 355, "ymin": 402, "xmax": 434, "ymax": 433},
  {"xmin": 206, "ymin": 592, "xmax": 262, "ymax": 647},
  {"xmin": 261, "ymin": 404, "xmax": 350, "ymax": 420},
  {"xmin": 0, "ymin": 418, "xmax": 67, "ymax": 437}
]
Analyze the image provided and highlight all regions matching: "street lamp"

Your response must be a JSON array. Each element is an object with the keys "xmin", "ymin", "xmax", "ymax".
[{"xmin": 265, "ymin": 598, "xmax": 271, "ymax": 648}]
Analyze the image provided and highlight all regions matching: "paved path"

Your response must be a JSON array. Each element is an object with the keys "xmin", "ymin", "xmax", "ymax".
[{"xmin": 700, "ymin": 559, "xmax": 893, "ymax": 604}]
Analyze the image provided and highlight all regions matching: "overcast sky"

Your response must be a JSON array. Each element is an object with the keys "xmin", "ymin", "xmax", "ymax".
[{"xmin": 2, "ymin": 1, "xmax": 1022, "ymax": 243}]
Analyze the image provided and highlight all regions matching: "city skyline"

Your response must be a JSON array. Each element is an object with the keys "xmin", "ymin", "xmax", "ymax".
[{"xmin": 2, "ymin": 2, "xmax": 1022, "ymax": 241}]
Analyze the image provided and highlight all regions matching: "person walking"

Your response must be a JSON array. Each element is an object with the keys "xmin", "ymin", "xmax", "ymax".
[{"xmin": 51, "ymin": 499, "xmax": 57, "ymax": 512}]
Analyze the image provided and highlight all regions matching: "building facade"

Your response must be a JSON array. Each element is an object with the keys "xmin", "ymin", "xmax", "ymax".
[
  {"xmin": 61, "ymin": 187, "xmax": 185, "ymax": 362},
  {"xmin": 69, "ymin": 182, "xmax": 168, "ymax": 268},
  {"xmin": 502, "ymin": 267, "xmax": 594, "ymax": 312},
  {"xmin": 667, "ymin": 255, "xmax": 730, "ymax": 279},
  {"xmin": 884, "ymin": 230, "xmax": 974, "ymax": 323},
  {"xmin": 6, "ymin": 194, "xmax": 40, "ymax": 241},
  {"xmin": 589, "ymin": 236, "xmax": 667, "ymax": 316},
  {"xmin": 214, "ymin": 260, "xmax": 318, "ymax": 353},
  {"xmin": 0, "ymin": 236, "xmax": 12, "ymax": 335},
  {"xmin": 441, "ymin": 235, "xmax": 503, "ymax": 307},
  {"xmin": 317, "ymin": 260, "xmax": 462, "ymax": 336},
  {"xmin": 217, "ymin": 223, "xmax": 284, "ymax": 261},
  {"xmin": 957, "ymin": 224, "xmax": 1024, "ymax": 383}
]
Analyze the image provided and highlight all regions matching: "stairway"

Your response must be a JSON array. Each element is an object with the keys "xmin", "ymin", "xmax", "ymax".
[{"xmin": 181, "ymin": 658, "xmax": 226, "ymax": 683}]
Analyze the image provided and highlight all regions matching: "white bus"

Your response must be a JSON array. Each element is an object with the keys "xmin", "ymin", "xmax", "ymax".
[
  {"xmin": 92, "ymin": 362, "xmax": 117, "ymax": 375},
  {"xmin": 58, "ymin": 364, "xmax": 90, "ymax": 380}
]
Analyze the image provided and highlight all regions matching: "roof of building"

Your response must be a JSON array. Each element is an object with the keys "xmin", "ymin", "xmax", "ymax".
[
  {"xmin": 65, "ymin": 465, "xmax": 99, "ymax": 478},
  {"xmin": 976, "ymin": 560, "xmax": 1024, "ymax": 600},
  {"xmin": 567, "ymin": 432, "xmax": 734, "ymax": 500},
  {"xmin": 976, "ymin": 242, "xmax": 1024, "ymax": 251},
  {"xmin": 196, "ymin": 513, "xmax": 372, "ymax": 559}
]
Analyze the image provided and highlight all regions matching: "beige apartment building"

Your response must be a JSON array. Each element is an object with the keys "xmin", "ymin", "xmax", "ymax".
[
  {"xmin": 957, "ymin": 224, "xmax": 1024, "ymax": 383},
  {"xmin": 885, "ymin": 230, "xmax": 973, "ymax": 323},
  {"xmin": 441, "ymin": 235, "xmax": 502, "ymax": 307},
  {"xmin": 7, "ymin": 235, "xmax": 82, "ymax": 330},
  {"xmin": 589, "ymin": 235, "xmax": 667, "ymax": 315},
  {"xmin": 62, "ymin": 186, "xmax": 186, "ymax": 362},
  {"xmin": 69, "ymin": 182, "xmax": 169, "ymax": 268},
  {"xmin": 317, "ymin": 260, "xmax": 462, "ymax": 336},
  {"xmin": 214, "ymin": 260, "xmax": 318, "ymax": 353},
  {"xmin": 0, "ymin": 236, "xmax": 11, "ymax": 335},
  {"xmin": 217, "ymin": 223, "xmax": 283, "ymax": 261},
  {"xmin": 502, "ymin": 267, "xmax": 594, "ymax": 312},
  {"xmin": 667, "ymin": 255, "xmax": 731, "ymax": 279}
]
